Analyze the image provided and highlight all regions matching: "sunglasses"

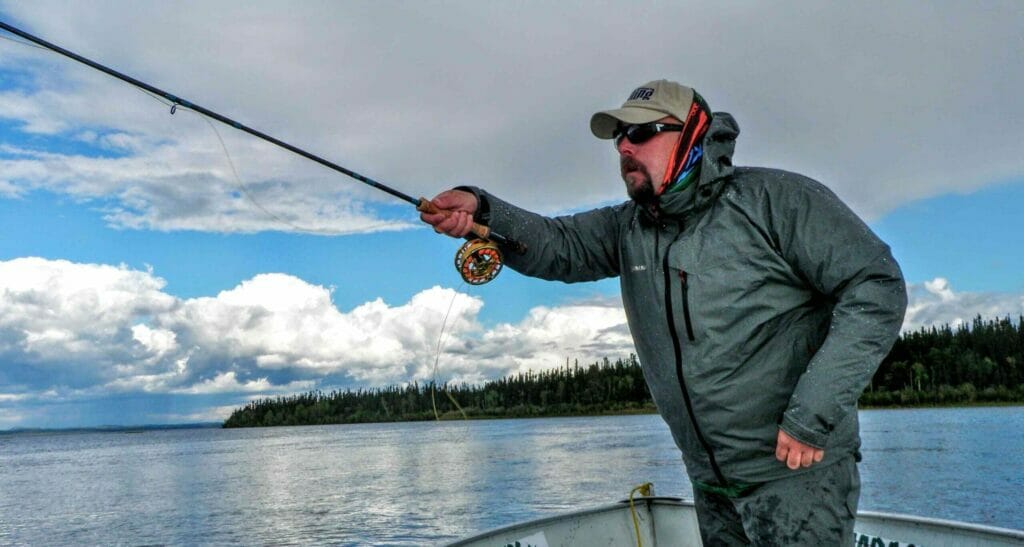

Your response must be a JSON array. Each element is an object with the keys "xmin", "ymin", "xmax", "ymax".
[{"xmin": 613, "ymin": 122, "xmax": 684, "ymax": 147}]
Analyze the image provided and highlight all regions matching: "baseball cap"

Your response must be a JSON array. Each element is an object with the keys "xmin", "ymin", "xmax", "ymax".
[{"xmin": 591, "ymin": 80, "xmax": 696, "ymax": 139}]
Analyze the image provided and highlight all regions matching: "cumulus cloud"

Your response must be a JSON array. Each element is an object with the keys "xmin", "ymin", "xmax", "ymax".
[
  {"xmin": 0, "ymin": 258, "xmax": 635, "ymax": 411},
  {"xmin": 159, "ymin": 276, "xmax": 488, "ymax": 384},
  {"xmin": 441, "ymin": 298, "xmax": 633, "ymax": 384},
  {"xmin": 366, "ymin": 295, "xmax": 637, "ymax": 386},
  {"xmin": 0, "ymin": 1, "xmax": 1021, "ymax": 233},
  {"xmin": 0, "ymin": 257, "xmax": 176, "ymax": 389},
  {"xmin": 903, "ymin": 278, "xmax": 1024, "ymax": 333}
]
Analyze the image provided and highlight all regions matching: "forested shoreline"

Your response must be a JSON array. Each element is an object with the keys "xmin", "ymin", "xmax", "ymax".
[{"xmin": 223, "ymin": 315, "xmax": 1024, "ymax": 428}]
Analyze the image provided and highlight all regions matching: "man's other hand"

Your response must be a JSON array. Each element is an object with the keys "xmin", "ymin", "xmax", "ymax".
[
  {"xmin": 776, "ymin": 429, "xmax": 825, "ymax": 470},
  {"xmin": 419, "ymin": 190, "xmax": 478, "ymax": 238}
]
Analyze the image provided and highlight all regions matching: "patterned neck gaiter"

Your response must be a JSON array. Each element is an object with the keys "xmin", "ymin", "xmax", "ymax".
[{"xmin": 658, "ymin": 92, "xmax": 712, "ymax": 195}]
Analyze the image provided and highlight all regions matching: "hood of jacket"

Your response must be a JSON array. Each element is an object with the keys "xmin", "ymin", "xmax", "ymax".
[{"xmin": 646, "ymin": 111, "xmax": 740, "ymax": 220}]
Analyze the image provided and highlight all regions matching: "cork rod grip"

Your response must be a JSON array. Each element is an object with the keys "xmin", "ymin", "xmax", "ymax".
[{"xmin": 417, "ymin": 197, "xmax": 491, "ymax": 240}]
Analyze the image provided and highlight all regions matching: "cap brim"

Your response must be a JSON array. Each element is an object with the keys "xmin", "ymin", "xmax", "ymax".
[{"xmin": 590, "ymin": 106, "xmax": 668, "ymax": 139}]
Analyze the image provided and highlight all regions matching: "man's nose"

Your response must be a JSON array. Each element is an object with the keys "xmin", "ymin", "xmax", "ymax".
[{"xmin": 617, "ymin": 139, "xmax": 636, "ymax": 155}]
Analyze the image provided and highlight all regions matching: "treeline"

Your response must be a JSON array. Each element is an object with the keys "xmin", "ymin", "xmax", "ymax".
[
  {"xmin": 223, "ymin": 355, "xmax": 654, "ymax": 428},
  {"xmin": 223, "ymin": 315, "xmax": 1024, "ymax": 428},
  {"xmin": 864, "ymin": 315, "xmax": 1024, "ymax": 406}
]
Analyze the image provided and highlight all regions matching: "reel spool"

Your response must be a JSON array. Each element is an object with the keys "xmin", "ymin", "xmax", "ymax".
[{"xmin": 455, "ymin": 239, "xmax": 503, "ymax": 285}]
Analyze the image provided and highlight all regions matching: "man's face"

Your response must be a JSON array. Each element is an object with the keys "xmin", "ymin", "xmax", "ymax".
[{"xmin": 617, "ymin": 116, "xmax": 682, "ymax": 204}]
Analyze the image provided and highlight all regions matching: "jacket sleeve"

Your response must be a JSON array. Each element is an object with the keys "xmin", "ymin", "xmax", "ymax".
[
  {"xmin": 771, "ymin": 175, "xmax": 908, "ymax": 448},
  {"xmin": 460, "ymin": 186, "xmax": 624, "ymax": 283}
]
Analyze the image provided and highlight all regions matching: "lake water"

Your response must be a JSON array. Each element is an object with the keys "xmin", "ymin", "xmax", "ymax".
[{"xmin": 0, "ymin": 407, "xmax": 1021, "ymax": 545}]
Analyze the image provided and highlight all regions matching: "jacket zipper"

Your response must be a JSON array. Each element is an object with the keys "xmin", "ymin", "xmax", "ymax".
[
  {"xmin": 662, "ymin": 232, "xmax": 728, "ymax": 487},
  {"xmin": 679, "ymin": 271, "xmax": 696, "ymax": 342}
]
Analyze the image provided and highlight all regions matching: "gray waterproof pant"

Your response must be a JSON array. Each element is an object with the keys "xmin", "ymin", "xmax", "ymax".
[{"xmin": 693, "ymin": 456, "xmax": 860, "ymax": 546}]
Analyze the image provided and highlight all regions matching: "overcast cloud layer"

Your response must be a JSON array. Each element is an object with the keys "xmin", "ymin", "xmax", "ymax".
[
  {"xmin": 2, "ymin": 257, "xmax": 1022, "ymax": 427},
  {"xmin": 1, "ymin": 1, "xmax": 1022, "ymax": 233}
]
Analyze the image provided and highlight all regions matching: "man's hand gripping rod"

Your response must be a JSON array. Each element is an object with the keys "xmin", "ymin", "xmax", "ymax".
[{"xmin": 414, "ymin": 198, "xmax": 523, "ymax": 252}]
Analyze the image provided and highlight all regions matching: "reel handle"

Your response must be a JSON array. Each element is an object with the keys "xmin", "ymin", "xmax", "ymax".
[{"xmin": 417, "ymin": 197, "xmax": 527, "ymax": 254}]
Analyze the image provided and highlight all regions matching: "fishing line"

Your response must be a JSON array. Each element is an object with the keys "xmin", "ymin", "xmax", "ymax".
[
  {"xmin": 199, "ymin": 114, "xmax": 347, "ymax": 236},
  {"xmin": 129, "ymin": 85, "xmax": 346, "ymax": 236},
  {"xmin": 431, "ymin": 282, "xmax": 470, "ymax": 421}
]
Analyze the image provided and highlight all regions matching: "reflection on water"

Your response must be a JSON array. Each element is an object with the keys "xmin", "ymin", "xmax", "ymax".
[{"xmin": 0, "ymin": 408, "xmax": 1020, "ymax": 545}]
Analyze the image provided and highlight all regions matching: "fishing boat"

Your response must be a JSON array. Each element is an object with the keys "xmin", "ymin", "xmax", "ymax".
[{"xmin": 446, "ymin": 496, "xmax": 1024, "ymax": 547}]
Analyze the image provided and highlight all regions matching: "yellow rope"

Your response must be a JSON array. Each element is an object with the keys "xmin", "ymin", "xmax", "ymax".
[{"xmin": 629, "ymin": 482, "xmax": 654, "ymax": 547}]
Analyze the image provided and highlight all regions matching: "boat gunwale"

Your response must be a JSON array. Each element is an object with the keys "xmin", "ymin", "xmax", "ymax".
[
  {"xmin": 443, "ymin": 497, "xmax": 1024, "ymax": 545},
  {"xmin": 855, "ymin": 509, "xmax": 1024, "ymax": 540}
]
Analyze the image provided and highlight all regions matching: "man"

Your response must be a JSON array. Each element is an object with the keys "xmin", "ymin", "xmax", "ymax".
[{"xmin": 421, "ymin": 80, "xmax": 907, "ymax": 545}]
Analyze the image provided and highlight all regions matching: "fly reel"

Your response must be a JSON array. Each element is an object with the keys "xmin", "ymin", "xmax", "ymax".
[{"xmin": 455, "ymin": 239, "xmax": 503, "ymax": 285}]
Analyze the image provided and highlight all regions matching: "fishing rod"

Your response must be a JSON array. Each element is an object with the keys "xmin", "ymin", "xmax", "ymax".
[{"xmin": 0, "ymin": 21, "xmax": 522, "ymax": 284}]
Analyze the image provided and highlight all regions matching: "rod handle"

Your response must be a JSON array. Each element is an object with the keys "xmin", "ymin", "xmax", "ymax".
[
  {"xmin": 417, "ymin": 197, "xmax": 526, "ymax": 254},
  {"xmin": 417, "ymin": 197, "xmax": 491, "ymax": 239}
]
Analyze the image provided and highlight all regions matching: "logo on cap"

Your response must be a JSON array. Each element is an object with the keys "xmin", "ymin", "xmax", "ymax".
[{"xmin": 628, "ymin": 87, "xmax": 655, "ymax": 101}]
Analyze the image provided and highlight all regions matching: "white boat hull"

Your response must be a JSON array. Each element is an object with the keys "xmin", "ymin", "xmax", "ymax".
[{"xmin": 446, "ymin": 497, "xmax": 1024, "ymax": 547}]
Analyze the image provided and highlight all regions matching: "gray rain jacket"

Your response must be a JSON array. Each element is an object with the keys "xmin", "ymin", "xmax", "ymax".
[{"xmin": 464, "ymin": 112, "xmax": 907, "ymax": 488}]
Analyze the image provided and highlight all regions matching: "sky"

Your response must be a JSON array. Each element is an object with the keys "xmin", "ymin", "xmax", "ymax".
[{"xmin": 1, "ymin": 1, "xmax": 1022, "ymax": 429}]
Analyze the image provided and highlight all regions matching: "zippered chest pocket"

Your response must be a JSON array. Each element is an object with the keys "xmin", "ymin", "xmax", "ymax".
[
  {"xmin": 670, "ymin": 253, "xmax": 787, "ymax": 347},
  {"xmin": 666, "ymin": 238, "xmax": 772, "ymax": 345}
]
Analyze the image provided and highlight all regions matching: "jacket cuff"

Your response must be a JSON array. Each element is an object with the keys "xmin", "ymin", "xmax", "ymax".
[{"xmin": 779, "ymin": 414, "xmax": 829, "ymax": 449}]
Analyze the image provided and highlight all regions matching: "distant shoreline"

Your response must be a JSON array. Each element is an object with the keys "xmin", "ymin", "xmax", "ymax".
[
  {"xmin": 5, "ymin": 403, "xmax": 1021, "ymax": 434},
  {"xmin": 0, "ymin": 422, "xmax": 221, "ymax": 435}
]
